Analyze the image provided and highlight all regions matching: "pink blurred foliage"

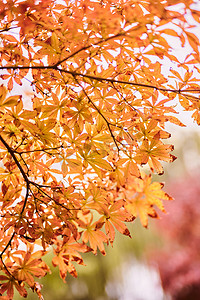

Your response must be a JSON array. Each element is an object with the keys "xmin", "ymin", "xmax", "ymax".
[{"xmin": 151, "ymin": 174, "xmax": 200, "ymax": 300}]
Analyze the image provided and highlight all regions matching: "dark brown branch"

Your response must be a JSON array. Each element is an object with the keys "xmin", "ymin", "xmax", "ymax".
[
  {"xmin": 59, "ymin": 69, "xmax": 183, "ymax": 93},
  {"xmin": 30, "ymin": 181, "xmax": 61, "ymax": 188},
  {"xmin": 53, "ymin": 29, "xmax": 131, "ymax": 67},
  {"xmin": 0, "ymin": 232, "xmax": 17, "ymax": 279},
  {"xmin": 21, "ymin": 182, "xmax": 30, "ymax": 215},
  {"xmin": 0, "ymin": 64, "xmax": 199, "ymax": 94},
  {"xmin": 180, "ymin": 89, "xmax": 200, "ymax": 93},
  {"xmin": 0, "ymin": 135, "xmax": 28, "ymax": 182},
  {"xmin": 0, "ymin": 65, "xmax": 54, "ymax": 71},
  {"xmin": 0, "ymin": 64, "xmax": 177, "ymax": 91},
  {"xmin": 0, "ymin": 232, "xmax": 15, "ymax": 259},
  {"xmin": 14, "ymin": 145, "xmax": 64, "ymax": 154},
  {"xmin": 31, "ymin": 183, "xmax": 80, "ymax": 212},
  {"xmin": 0, "ymin": 136, "xmax": 30, "ymax": 260},
  {"xmin": 0, "ymin": 26, "xmax": 18, "ymax": 33}
]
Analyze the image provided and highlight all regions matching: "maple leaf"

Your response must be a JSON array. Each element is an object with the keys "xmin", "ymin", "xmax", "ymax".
[
  {"xmin": 0, "ymin": 85, "xmax": 19, "ymax": 109},
  {"xmin": 78, "ymin": 213, "xmax": 107, "ymax": 255},
  {"xmin": 134, "ymin": 133, "xmax": 176, "ymax": 174},
  {"xmin": 52, "ymin": 235, "xmax": 91, "ymax": 281},
  {"xmin": 98, "ymin": 200, "xmax": 134, "ymax": 245},
  {"xmin": 125, "ymin": 174, "xmax": 173, "ymax": 227},
  {"xmin": 14, "ymin": 250, "xmax": 49, "ymax": 288},
  {"xmin": 0, "ymin": 275, "xmax": 27, "ymax": 299}
]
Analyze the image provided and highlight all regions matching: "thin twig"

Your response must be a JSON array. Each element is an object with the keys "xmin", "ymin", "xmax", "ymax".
[
  {"xmin": 53, "ymin": 27, "xmax": 139, "ymax": 67},
  {"xmin": 73, "ymin": 76, "xmax": 120, "ymax": 153},
  {"xmin": 14, "ymin": 145, "xmax": 64, "ymax": 154},
  {"xmin": 31, "ymin": 182, "xmax": 80, "ymax": 212},
  {"xmin": 0, "ymin": 136, "xmax": 30, "ymax": 261},
  {"xmin": 0, "ymin": 232, "xmax": 17, "ymax": 280},
  {"xmin": 0, "ymin": 232, "xmax": 15, "ymax": 259}
]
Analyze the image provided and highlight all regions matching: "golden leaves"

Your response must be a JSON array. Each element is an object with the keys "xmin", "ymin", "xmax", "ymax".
[
  {"xmin": 52, "ymin": 236, "xmax": 90, "ymax": 281},
  {"xmin": 134, "ymin": 130, "xmax": 176, "ymax": 175},
  {"xmin": 0, "ymin": 85, "xmax": 20, "ymax": 108},
  {"xmin": 78, "ymin": 145, "xmax": 113, "ymax": 178},
  {"xmin": 125, "ymin": 174, "xmax": 173, "ymax": 227},
  {"xmin": 0, "ymin": 0, "xmax": 200, "ymax": 298}
]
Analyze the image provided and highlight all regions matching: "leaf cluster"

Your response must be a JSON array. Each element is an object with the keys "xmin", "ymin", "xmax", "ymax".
[{"xmin": 0, "ymin": 0, "xmax": 200, "ymax": 298}]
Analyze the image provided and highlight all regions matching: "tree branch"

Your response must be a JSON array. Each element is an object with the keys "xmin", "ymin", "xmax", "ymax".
[
  {"xmin": 59, "ymin": 69, "xmax": 184, "ymax": 93},
  {"xmin": 0, "ymin": 232, "xmax": 15, "ymax": 259},
  {"xmin": 0, "ymin": 136, "xmax": 30, "ymax": 260},
  {"xmin": 0, "ymin": 232, "xmax": 16, "ymax": 279},
  {"xmin": 73, "ymin": 76, "xmax": 120, "ymax": 152},
  {"xmin": 0, "ymin": 64, "xmax": 199, "ymax": 95},
  {"xmin": 53, "ymin": 29, "xmax": 131, "ymax": 67},
  {"xmin": 14, "ymin": 145, "xmax": 64, "ymax": 154},
  {"xmin": 0, "ymin": 135, "xmax": 29, "ymax": 183},
  {"xmin": 0, "ymin": 65, "xmax": 200, "ymax": 94},
  {"xmin": 31, "ymin": 183, "xmax": 80, "ymax": 213}
]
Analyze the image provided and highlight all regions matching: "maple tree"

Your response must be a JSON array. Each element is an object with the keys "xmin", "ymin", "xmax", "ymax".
[{"xmin": 0, "ymin": 0, "xmax": 200, "ymax": 298}]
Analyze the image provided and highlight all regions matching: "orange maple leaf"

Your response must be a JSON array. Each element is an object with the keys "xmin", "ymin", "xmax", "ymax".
[{"xmin": 125, "ymin": 174, "xmax": 172, "ymax": 227}]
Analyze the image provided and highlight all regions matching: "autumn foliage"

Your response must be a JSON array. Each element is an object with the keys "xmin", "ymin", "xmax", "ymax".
[{"xmin": 0, "ymin": 0, "xmax": 200, "ymax": 298}]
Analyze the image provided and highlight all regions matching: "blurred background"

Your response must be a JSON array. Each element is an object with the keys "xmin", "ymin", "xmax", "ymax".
[{"xmin": 14, "ymin": 118, "xmax": 200, "ymax": 300}]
